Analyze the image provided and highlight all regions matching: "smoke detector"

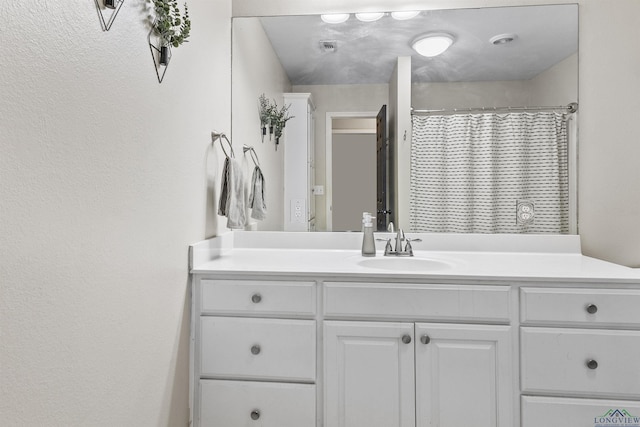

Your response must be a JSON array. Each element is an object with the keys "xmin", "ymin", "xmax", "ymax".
[{"xmin": 320, "ymin": 40, "xmax": 338, "ymax": 53}]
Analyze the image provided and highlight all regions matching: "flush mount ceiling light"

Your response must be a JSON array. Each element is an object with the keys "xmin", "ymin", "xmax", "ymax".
[
  {"xmin": 320, "ymin": 13, "xmax": 350, "ymax": 24},
  {"xmin": 411, "ymin": 33, "xmax": 454, "ymax": 57},
  {"xmin": 490, "ymin": 33, "xmax": 518, "ymax": 45},
  {"xmin": 391, "ymin": 11, "xmax": 420, "ymax": 20},
  {"xmin": 355, "ymin": 12, "xmax": 385, "ymax": 22}
]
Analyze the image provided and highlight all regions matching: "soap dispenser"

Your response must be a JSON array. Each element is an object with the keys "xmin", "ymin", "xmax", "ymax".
[{"xmin": 361, "ymin": 212, "xmax": 376, "ymax": 257}]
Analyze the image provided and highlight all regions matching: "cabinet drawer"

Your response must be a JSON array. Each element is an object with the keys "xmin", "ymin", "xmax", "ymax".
[
  {"xmin": 200, "ymin": 279, "xmax": 316, "ymax": 317},
  {"xmin": 522, "ymin": 395, "xmax": 640, "ymax": 427},
  {"xmin": 200, "ymin": 380, "xmax": 315, "ymax": 427},
  {"xmin": 521, "ymin": 327, "xmax": 640, "ymax": 398},
  {"xmin": 324, "ymin": 282, "xmax": 510, "ymax": 323},
  {"xmin": 200, "ymin": 317, "xmax": 316, "ymax": 382},
  {"xmin": 521, "ymin": 287, "xmax": 640, "ymax": 327}
]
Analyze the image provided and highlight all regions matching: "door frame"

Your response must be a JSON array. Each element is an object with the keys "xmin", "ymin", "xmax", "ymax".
[{"xmin": 325, "ymin": 111, "xmax": 378, "ymax": 231}]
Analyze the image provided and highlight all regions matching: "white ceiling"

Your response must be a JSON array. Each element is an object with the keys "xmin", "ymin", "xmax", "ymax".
[{"xmin": 256, "ymin": 4, "xmax": 578, "ymax": 85}]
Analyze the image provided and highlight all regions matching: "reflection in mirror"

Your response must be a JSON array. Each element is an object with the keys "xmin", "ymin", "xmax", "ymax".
[{"xmin": 231, "ymin": 4, "xmax": 578, "ymax": 234}]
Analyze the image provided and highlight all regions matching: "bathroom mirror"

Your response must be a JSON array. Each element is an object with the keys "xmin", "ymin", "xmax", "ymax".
[{"xmin": 231, "ymin": 4, "xmax": 578, "ymax": 233}]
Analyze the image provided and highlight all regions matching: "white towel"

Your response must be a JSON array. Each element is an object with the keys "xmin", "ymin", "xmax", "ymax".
[
  {"xmin": 249, "ymin": 165, "xmax": 266, "ymax": 221},
  {"xmin": 218, "ymin": 157, "xmax": 247, "ymax": 229}
]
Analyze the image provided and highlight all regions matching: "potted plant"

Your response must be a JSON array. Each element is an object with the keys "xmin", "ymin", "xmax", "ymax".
[
  {"xmin": 151, "ymin": 0, "xmax": 191, "ymax": 66},
  {"xmin": 258, "ymin": 94, "xmax": 273, "ymax": 142},
  {"xmin": 270, "ymin": 103, "xmax": 294, "ymax": 148}
]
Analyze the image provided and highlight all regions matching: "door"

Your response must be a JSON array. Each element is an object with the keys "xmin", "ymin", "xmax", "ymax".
[
  {"xmin": 324, "ymin": 321, "xmax": 415, "ymax": 427},
  {"xmin": 415, "ymin": 323, "xmax": 513, "ymax": 427},
  {"xmin": 376, "ymin": 105, "xmax": 391, "ymax": 231}
]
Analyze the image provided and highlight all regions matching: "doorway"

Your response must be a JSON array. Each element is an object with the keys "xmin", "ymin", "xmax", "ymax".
[{"xmin": 325, "ymin": 112, "xmax": 378, "ymax": 231}]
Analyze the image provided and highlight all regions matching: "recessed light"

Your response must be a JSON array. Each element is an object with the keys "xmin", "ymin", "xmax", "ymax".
[
  {"xmin": 391, "ymin": 11, "xmax": 420, "ymax": 20},
  {"xmin": 411, "ymin": 33, "xmax": 454, "ymax": 57},
  {"xmin": 320, "ymin": 13, "xmax": 350, "ymax": 24},
  {"xmin": 490, "ymin": 33, "xmax": 517, "ymax": 45},
  {"xmin": 355, "ymin": 12, "xmax": 385, "ymax": 22}
]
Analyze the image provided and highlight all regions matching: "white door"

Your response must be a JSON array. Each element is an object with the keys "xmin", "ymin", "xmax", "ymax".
[
  {"xmin": 324, "ymin": 321, "xmax": 416, "ymax": 427},
  {"xmin": 415, "ymin": 323, "xmax": 513, "ymax": 427}
]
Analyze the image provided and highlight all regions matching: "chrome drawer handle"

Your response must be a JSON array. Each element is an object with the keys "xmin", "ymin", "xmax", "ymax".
[
  {"xmin": 586, "ymin": 303, "xmax": 598, "ymax": 314},
  {"xmin": 420, "ymin": 335, "xmax": 431, "ymax": 345},
  {"xmin": 250, "ymin": 409, "xmax": 260, "ymax": 420},
  {"xmin": 251, "ymin": 345, "xmax": 261, "ymax": 355},
  {"xmin": 251, "ymin": 293, "xmax": 262, "ymax": 304},
  {"xmin": 586, "ymin": 359, "xmax": 598, "ymax": 370},
  {"xmin": 402, "ymin": 334, "xmax": 412, "ymax": 344}
]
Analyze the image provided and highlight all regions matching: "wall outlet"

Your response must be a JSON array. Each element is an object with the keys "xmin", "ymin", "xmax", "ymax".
[
  {"xmin": 516, "ymin": 200, "xmax": 535, "ymax": 226},
  {"xmin": 313, "ymin": 185, "xmax": 324, "ymax": 196},
  {"xmin": 291, "ymin": 199, "xmax": 306, "ymax": 223}
]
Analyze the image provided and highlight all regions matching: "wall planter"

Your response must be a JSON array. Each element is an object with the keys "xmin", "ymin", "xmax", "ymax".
[
  {"xmin": 148, "ymin": 0, "xmax": 191, "ymax": 83},
  {"xmin": 94, "ymin": 0, "xmax": 124, "ymax": 31}
]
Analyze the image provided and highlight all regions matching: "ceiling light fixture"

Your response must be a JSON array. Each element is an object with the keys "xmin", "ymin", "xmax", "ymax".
[
  {"xmin": 355, "ymin": 12, "xmax": 385, "ymax": 22},
  {"xmin": 411, "ymin": 33, "xmax": 454, "ymax": 57},
  {"xmin": 320, "ymin": 13, "xmax": 350, "ymax": 24},
  {"xmin": 490, "ymin": 33, "xmax": 518, "ymax": 45},
  {"xmin": 391, "ymin": 11, "xmax": 420, "ymax": 20}
]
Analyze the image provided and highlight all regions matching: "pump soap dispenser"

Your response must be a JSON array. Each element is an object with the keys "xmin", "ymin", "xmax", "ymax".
[{"xmin": 361, "ymin": 212, "xmax": 376, "ymax": 257}]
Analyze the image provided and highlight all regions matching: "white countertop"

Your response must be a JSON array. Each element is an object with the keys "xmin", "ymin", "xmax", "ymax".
[{"xmin": 190, "ymin": 232, "xmax": 640, "ymax": 283}]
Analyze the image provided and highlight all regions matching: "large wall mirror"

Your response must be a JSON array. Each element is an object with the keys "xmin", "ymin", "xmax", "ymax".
[{"xmin": 231, "ymin": 4, "xmax": 578, "ymax": 234}]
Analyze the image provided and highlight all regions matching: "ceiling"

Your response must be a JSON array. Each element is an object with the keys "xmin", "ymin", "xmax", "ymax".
[{"xmin": 256, "ymin": 4, "xmax": 578, "ymax": 85}]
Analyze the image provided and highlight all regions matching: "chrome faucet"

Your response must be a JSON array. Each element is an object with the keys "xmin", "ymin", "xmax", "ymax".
[{"xmin": 383, "ymin": 228, "xmax": 421, "ymax": 256}]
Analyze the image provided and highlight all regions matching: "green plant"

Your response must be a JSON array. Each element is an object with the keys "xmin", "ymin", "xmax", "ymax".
[
  {"xmin": 270, "ymin": 103, "xmax": 294, "ymax": 142},
  {"xmin": 152, "ymin": 0, "xmax": 191, "ymax": 47}
]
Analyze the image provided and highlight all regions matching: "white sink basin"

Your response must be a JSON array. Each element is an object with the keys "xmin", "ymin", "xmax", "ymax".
[{"xmin": 357, "ymin": 256, "xmax": 453, "ymax": 272}]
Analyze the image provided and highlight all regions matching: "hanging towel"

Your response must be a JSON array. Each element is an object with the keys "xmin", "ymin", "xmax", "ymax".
[
  {"xmin": 218, "ymin": 157, "xmax": 247, "ymax": 229},
  {"xmin": 249, "ymin": 165, "xmax": 267, "ymax": 221}
]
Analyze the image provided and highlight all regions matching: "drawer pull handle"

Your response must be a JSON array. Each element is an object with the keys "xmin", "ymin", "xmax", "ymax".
[
  {"xmin": 420, "ymin": 335, "xmax": 431, "ymax": 345},
  {"xmin": 586, "ymin": 359, "xmax": 598, "ymax": 370},
  {"xmin": 586, "ymin": 304, "xmax": 598, "ymax": 314},
  {"xmin": 251, "ymin": 345, "xmax": 261, "ymax": 355},
  {"xmin": 251, "ymin": 293, "xmax": 262, "ymax": 304},
  {"xmin": 401, "ymin": 334, "xmax": 412, "ymax": 344},
  {"xmin": 250, "ymin": 410, "xmax": 261, "ymax": 420}
]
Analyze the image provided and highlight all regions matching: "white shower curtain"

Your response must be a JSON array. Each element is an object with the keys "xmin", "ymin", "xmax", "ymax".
[{"xmin": 410, "ymin": 112, "xmax": 569, "ymax": 233}]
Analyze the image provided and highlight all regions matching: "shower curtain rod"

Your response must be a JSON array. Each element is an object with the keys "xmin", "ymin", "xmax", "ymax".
[{"xmin": 411, "ymin": 102, "xmax": 578, "ymax": 115}]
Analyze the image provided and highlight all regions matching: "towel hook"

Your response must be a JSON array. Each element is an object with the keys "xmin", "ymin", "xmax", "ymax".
[
  {"xmin": 211, "ymin": 131, "xmax": 235, "ymax": 158},
  {"xmin": 243, "ymin": 144, "xmax": 260, "ymax": 167}
]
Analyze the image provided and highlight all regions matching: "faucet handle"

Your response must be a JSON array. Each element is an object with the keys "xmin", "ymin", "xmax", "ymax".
[{"xmin": 404, "ymin": 240, "xmax": 414, "ymax": 256}]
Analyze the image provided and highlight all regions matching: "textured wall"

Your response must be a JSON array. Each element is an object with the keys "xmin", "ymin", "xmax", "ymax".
[{"xmin": 0, "ymin": 0, "xmax": 231, "ymax": 425}]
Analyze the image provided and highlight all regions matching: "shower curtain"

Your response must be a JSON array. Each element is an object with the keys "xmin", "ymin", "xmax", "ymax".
[{"xmin": 410, "ymin": 112, "xmax": 569, "ymax": 233}]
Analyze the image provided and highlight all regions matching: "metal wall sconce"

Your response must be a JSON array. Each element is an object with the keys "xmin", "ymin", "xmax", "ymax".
[{"xmin": 94, "ymin": 0, "xmax": 124, "ymax": 31}]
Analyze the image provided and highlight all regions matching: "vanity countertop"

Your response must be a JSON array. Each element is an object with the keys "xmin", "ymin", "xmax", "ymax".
[{"xmin": 190, "ymin": 232, "xmax": 640, "ymax": 283}]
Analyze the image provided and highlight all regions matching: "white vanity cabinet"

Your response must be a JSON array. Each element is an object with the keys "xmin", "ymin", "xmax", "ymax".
[
  {"xmin": 193, "ymin": 278, "xmax": 318, "ymax": 427},
  {"xmin": 520, "ymin": 287, "xmax": 640, "ymax": 427},
  {"xmin": 323, "ymin": 282, "xmax": 514, "ymax": 427}
]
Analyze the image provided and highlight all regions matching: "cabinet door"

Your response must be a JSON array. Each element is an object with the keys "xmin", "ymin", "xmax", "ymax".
[
  {"xmin": 324, "ymin": 321, "xmax": 415, "ymax": 427},
  {"xmin": 415, "ymin": 323, "xmax": 513, "ymax": 427}
]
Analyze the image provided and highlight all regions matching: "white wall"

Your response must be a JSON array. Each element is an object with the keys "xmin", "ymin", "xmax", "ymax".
[
  {"xmin": 0, "ymin": 0, "xmax": 231, "ymax": 425},
  {"xmin": 412, "ymin": 80, "xmax": 531, "ymax": 110},
  {"xmin": 529, "ymin": 53, "xmax": 578, "ymax": 106},
  {"xmin": 292, "ymin": 84, "xmax": 388, "ymax": 230},
  {"xmin": 231, "ymin": 17, "xmax": 292, "ymax": 231}
]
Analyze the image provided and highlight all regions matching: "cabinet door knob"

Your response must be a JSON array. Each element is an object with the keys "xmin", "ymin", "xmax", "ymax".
[
  {"xmin": 586, "ymin": 303, "xmax": 598, "ymax": 314},
  {"xmin": 586, "ymin": 359, "xmax": 598, "ymax": 370},
  {"xmin": 251, "ymin": 345, "xmax": 261, "ymax": 355},
  {"xmin": 250, "ymin": 410, "xmax": 260, "ymax": 420},
  {"xmin": 420, "ymin": 335, "xmax": 431, "ymax": 345},
  {"xmin": 251, "ymin": 293, "xmax": 262, "ymax": 304},
  {"xmin": 401, "ymin": 334, "xmax": 412, "ymax": 344}
]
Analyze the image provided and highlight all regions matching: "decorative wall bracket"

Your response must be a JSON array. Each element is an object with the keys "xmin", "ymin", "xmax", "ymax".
[
  {"xmin": 94, "ymin": 0, "xmax": 124, "ymax": 31},
  {"xmin": 148, "ymin": 26, "xmax": 170, "ymax": 84}
]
